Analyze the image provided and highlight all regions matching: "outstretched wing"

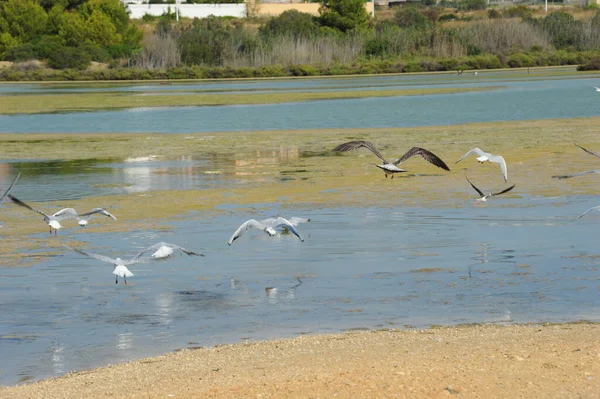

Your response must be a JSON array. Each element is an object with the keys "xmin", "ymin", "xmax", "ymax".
[
  {"xmin": 273, "ymin": 217, "xmax": 304, "ymax": 242},
  {"xmin": 53, "ymin": 208, "xmax": 80, "ymax": 221},
  {"xmin": 92, "ymin": 208, "xmax": 118, "ymax": 220},
  {"xmin": 571, "ymin": 205, "xmax": 600, "ymax": 222},
  {"xmin": 134, "ymin": 242, "xmax": 203, "ymax": 259},
  {"xmin": 394, "ymin": 147, "xmax": 450, "ymax": 171},
  {"xmin": 575, "ymin": 143, "xmax": 600, "ymax": 159},
  {"xmin": 489, "ymin": 155, "xmax": 508, "ymax": 182},
  {"xmin": 552, "ymin": 169, "xmax": 600, "ymax": 179},
  {"xmin": 7, "ymin": 194, "xmax": 49, "ymax": 218},
  {"xmin": 455, "ymin": 148, "xmax": 486, "ymax": 164},
  {"xmin": 0, "ymin": 172, "xmax": 21, "ymax": 203},
  {"xmin": 228, "ymin": 219, "xmax": 268, "ymax": 245},
  {"xmin": 490, "ymin": 184, "xmax": 515, "ymax": 197},
  {"xmin": 288, "ymin": 217, "xmax": 311, "ymax": 226},
  {"xmin": 332, "ymin": 141, "xmax": 387, "ymax": 163},
  {"xmin": 64, "ymin": 244, "xmax": 117, "ymax": 265},
  {"xmin": 465, "ymin": 176, "xmax": 485, "ymax": 198}
]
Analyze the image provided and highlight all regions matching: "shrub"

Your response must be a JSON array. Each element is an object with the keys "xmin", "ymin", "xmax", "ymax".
[
  {"xmin": 507, "ymin": 53, "xmax": 535, "ymax": 67},
  {"xmin": 503, "ymin": 5, "xmax": 532, "ymax": 19},
  {"xmin": 394, "ymin": 7, "xmax": 431, "ymax": 29},
  {"xmin": 577, "ymin": 58, "xmax": 600, "ymax": 71},
  {"xmin": 47, "ymin": 46, "xmax": 91, "ymax": 70},
  {"xmin": 487, "ymin": 9, "xmax": 502, "ymax": 19},
  {"xmin": 259, "ymin": 10, "xmax": 318, "ymax": 39},
  {"xmin": 459, "ymin": 0, "xmax": 486, "ymax": 11}
]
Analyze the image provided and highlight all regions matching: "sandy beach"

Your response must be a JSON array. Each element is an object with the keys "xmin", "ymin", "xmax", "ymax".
[{"xmin": 2, "ymin": 323, "xmax": 599, "ymax": 398}]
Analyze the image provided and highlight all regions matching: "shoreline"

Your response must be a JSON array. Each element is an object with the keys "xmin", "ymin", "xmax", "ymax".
[{"xmin": 2, "ymin": 322, "xmax": 599, "ymax": 398}]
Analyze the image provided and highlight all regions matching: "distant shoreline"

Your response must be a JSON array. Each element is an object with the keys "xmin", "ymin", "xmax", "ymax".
[{"xmin": 2, "ymin": 322, "xmax": 599, "ymax": 398}]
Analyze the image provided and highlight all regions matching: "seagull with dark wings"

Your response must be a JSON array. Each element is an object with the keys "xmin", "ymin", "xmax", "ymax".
[
  {"xmin": 466, "ymin": 176, "xmax": 515, "ymax": 202},
  {"xmin": 332, "ymin": 140, "xmax": 450, "ymax": 179},
  {"xmin": 0, "ymin": 172, "xmax": 20, "ymax": 205},
  {"xmin": 552, "ymin": 143, "xmax": 600, "ymax": 179},
  {"xmin": 8, "ymin": 194, "xmax": 111, "ymax": 235}
]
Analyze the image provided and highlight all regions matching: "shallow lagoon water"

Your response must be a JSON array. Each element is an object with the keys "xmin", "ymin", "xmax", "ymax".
[
  {"xmin": 1, "ymin": 70, "xmax": 599, "ymax": 133},
  {"xmin": 1, "ymin": 70, "xmax": 600, "ymax": 385},
  {"xmin": 1, "ymin": 196, "xmax": 599, "ymax": 384}
]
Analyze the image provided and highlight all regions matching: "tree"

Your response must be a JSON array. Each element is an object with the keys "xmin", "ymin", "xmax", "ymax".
[
  {"xmin": 318, "ymin": 0, "xmax": 370, "ymax": 33},
  {"xmin": 394, "ymin": 7, "xmax": 431, "ymax": 29},
  {"xmin": 1, "ymin": 0, "xmax": 48, "ymax": 41}
]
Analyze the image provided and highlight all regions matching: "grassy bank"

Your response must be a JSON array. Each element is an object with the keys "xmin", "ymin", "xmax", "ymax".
[{"xmin": 0, "ymin": 86, "xmax": 499, "ymax": 114}]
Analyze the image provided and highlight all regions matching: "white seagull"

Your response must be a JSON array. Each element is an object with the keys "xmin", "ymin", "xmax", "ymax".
[
  {"xmin": 228, "ymin": 217, "xmax": 304, "ymax": 245},
  {"xmin": 133, "ymin": 242, "xmax": 203, "ymax": 259},
  {"xmin": 65, "ymin": 245, "xmax": 140, "ymax": 285},
  {"xmin": 332, "ymin": 140, "xmax": 450, "ymax": 179},
  {"xmin": 552, "ymin": 143, "xmax": 600, "ymax": 179},
  {"xmin": 9, "ymin": 194, "xmax": 108, "ymax": 235},
  {"xmin": 456, "ymin": 148, "xmax": 508, "ymax": 182},
  {"xmin": 0, "ymin": 172, "xmax": 20, "ymax": 205},
  {"xmin": 466, "ymin": 176, "xmax": 515, "ymax": 202},
  {"xmin": 571, "ymin": 205, "xmax": 600, "ymax": 222},
  {"xmin": 592, "ymin": 86, "xmax": 600, "ymax": 92},
  {"xmin": 77, "ymin": 208, "xmax": 118, "ymax": 227}
]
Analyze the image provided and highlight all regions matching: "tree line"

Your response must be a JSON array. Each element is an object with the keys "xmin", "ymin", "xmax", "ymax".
[{"xmin": 1, "ymin": 0, "xmax": 600, "ymax": 80}]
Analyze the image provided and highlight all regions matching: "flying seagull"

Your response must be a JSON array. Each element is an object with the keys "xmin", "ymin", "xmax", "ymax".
[
  {"xmin": 77, "ymin": 208, "xmax": 118, "ymax": 227},
  {"xmin": 332, "ymin": 140, "xmax": 450, "ymax": 179},
  {"xmin": 8, "ymin": 194, "xmax": 108, "ymax": 235},
  {"xmin": 456, "ymin": 148, "xmax": 508, "ymax": 182},
  {"xmin": 571, "ymin": 205, "xmax": 600, "ymax": 222},
  {"xmin": 64, "ymin": 245, "xmax": 140, "ymax": 285},
  {"xmin": 552, "ymin": 143, "xmax": 600, "ymax": 179},
  {"xmin": 133, "ymin": 242, "xmax": 203, "ymax": 259},
  {"xmin": 591, "ymin": 86, "xmax": 600, "ymax": 92},
  {"xmin": 466, "ymin": 176, "xmax": 515, "ymax": 202},
  {"xmin": 229, "ymin": 217, "xmax": 304, "ymax": 245},
  {"xmin": 0, "ymin": 172, "xmax": 20, "ymax": 205}
]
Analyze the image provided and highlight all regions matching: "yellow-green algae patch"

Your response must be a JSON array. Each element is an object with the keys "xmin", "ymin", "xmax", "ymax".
[
  {"xmin": 0, "ymin": 86, "xmax": 501, "ymax": 114},
  {"xmin": 1, "ymin": 116, "xmax": 600, "ymax": 266}
]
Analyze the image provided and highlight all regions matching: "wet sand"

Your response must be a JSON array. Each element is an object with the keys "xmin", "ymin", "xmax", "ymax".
[{"xmin": 2, "ymin": 323, "xmax": 599, "ymax": 398}]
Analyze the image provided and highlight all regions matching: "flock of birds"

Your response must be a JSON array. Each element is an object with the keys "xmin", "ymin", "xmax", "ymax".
[{"xmin": 1, "ymin": 140, "xmax": 598, "ymax": 285}]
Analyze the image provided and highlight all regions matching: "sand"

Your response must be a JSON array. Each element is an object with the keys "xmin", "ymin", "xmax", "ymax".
[{"xmin": 2, "ymin": 323, "xmax": 599, "ymax": 398}]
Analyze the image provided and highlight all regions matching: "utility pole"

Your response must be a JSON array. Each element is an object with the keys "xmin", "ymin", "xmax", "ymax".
[{"xmin": 176, "ymin": 0, "xmax": 180, "ymax": 21}]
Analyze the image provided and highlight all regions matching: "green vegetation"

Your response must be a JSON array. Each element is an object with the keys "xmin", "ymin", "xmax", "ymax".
[
  {"xmin": 0, "ymin": 0, "xmax": 142, "ymax": 69},
  {"xmin": 1, "ymin": 1, "xmax": 600, "ymax": 80}
]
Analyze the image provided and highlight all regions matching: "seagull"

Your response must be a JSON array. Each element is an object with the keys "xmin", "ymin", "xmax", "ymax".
[
  {"xmin": 133, "ymin": 242, "xmax": 203, "ymax": 259},
  {"xmin": 592, "ymin": 86, "xmax": 600, "ymax": 92},
  {"xmin": 571, "ymin": 205, "xmax": 600, "ymax": 222},
  {"xmin": 229, "ymin": 217, "xmax": 304, "ymax": 245},
  {"xmin": 0, "ymin": 172, "xmax": 20, "ymax": 205},
  {"xmin": 456, "ymin": 148, "xmax": 508, "ymax": 182},
  {"xmin": 77, "ymin": 208, "xmax": 118, "ymax": 227},
  {"xmin": 332, "ymin": 140, "xmax": 450, "ymax": 179},
  {"xmin": 552, "ymin": 143, "xmax": 600, "ymax": 179},
  {"xmin": 261, "ymin": 216, "xmax": 310, "ymax": 232},
  {"xmin": 8, "ymin": 194, "xmax": 108, "ymax": 235},
  {"xmin": 64, "ymin": 245, "xmax": 140, "ymax": 285},
  {"xmin": 466, "ymin": 176, "xmax": 515, "ymax": 202}
]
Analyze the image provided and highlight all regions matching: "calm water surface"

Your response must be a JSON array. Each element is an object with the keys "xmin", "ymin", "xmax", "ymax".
[
  {"xmin": 0, "ymin": 70, "xmax": 599, "ymax": 385},
  {"xmin": 0, "ymin": 70, "xmax": 599, "ymax": 133}
]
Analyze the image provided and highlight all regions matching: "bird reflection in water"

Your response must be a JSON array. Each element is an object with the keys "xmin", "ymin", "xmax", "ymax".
[{"xmin": 265, "ymin": 277, "xmax": 303, "ymax": 305}]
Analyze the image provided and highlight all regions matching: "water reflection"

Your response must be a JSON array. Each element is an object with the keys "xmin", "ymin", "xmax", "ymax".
[{"xmin": 0, "ymin": 156, "xmax": 224, "ymax": 201}]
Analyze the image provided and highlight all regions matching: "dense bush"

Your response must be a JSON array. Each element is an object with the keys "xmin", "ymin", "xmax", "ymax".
[
  {"xmin": 47, "ymin": 46, "xmax": 92, "ymax": 69},
  {"xmin": 259, "ymin": 10, "xmax": 319, "ymax": 39},
  {"xmin": 0, "ymin": 0, "xmax": 142, "ymax": 68},
  {"xmin": 394, "ymin": 7, "xmax": 432, "ymax": 29},
  {"xmin": 577, "ymin": 58, "xmax": 600, "ymax": 70}
]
